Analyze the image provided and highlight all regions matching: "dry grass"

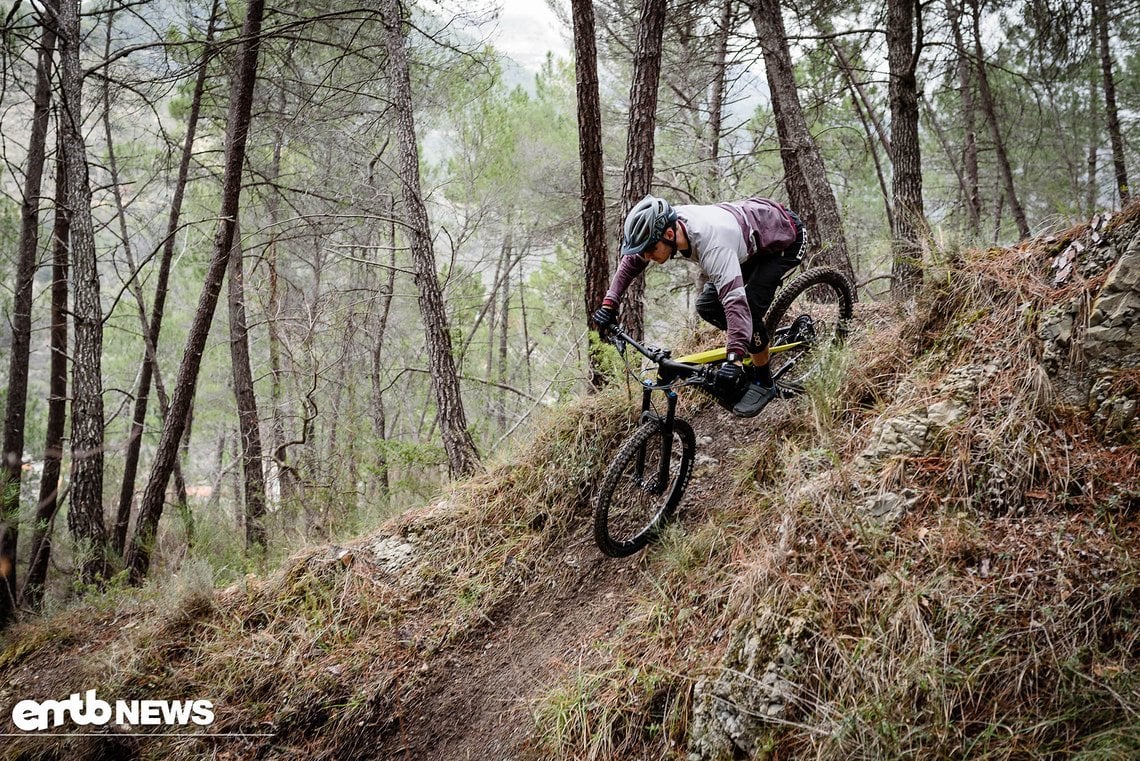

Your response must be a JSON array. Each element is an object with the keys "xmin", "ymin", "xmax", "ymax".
[
  {"xmin": 526, "ymin": 215, "xmax": 1140, "ymax": 760},
  {"xmin": 3, "ymin": 214, "xmax": 1139, "ymax": 760},
  {"xmin": 1, "ymin": 387, "xmax": 645, "ymax": 760}
]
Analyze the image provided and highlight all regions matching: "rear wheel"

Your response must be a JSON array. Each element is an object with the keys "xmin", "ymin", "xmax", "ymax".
[
  {"xmin": 764, "ymin": 267, "xmax": 854, "ymax": 392},
  {"xmin": 594, "ymin": 417, "xmax": 696, "ymax": 557}
]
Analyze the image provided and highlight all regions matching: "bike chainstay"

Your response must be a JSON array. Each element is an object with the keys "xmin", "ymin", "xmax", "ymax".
[{"xmin": 771, "ymin": 314, "xmax": 820, "ymax": 389}]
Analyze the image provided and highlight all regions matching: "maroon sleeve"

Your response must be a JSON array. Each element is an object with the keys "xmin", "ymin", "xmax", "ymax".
[
  {"xmin": 722, "ymin": 294, "xmax": 752, "ymax": 357},
  {"xmin": 602, "ymin": 255, "xmax": 649, "ymax": 307},
  {"xmin": 699, "ymin": 240, "xmax": 752, "ymax": 356}
]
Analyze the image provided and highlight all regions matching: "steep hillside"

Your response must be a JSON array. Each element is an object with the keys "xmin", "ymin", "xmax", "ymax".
[{"xmin": 2, "ymin": 208, "xmax": 1138, "ymax": 761}]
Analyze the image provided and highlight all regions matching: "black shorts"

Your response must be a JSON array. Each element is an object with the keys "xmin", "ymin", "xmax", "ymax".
[{"xmin": 695, "ymin": 211, "xmax": 804, "ymax": 352}]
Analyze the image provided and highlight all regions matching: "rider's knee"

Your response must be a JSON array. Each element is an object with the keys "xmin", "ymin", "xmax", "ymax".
[{"xmin": 695, "ymin": 283, "xmax": 726, "ymax": 330}]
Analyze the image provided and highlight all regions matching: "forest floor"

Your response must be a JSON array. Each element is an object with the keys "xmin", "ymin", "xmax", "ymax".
[
  {"xmin": 0, "ymin": 326, "xmax": 856, "ymax": 761},
  {"xmin": 377, "ymin": 387, "xmax": 819, "ymax": 761},
  {"xmin": 2, "ymin": 208, "xmax": 1139, "ymax": 761}
]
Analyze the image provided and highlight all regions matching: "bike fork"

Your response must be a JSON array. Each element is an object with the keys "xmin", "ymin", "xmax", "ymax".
[{"xmin": 636, "ymin": 388, "xmax": 678, "ymax": 494}]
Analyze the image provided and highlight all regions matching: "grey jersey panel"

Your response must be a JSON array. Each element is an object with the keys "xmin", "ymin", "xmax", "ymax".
[{"xmin": 676, "ymin": 204, "xmax": 753, "ymax": 355}]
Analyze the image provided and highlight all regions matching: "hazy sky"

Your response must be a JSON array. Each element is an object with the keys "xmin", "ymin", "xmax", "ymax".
[{"xmin": 492, "ymin": 0, "xmax": 567, "ymax": 71}]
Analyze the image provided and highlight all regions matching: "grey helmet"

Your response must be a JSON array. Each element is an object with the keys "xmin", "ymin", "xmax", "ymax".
[{"xmin": 621, "ymin": 194, "xmax": 677, "ymax": 256}]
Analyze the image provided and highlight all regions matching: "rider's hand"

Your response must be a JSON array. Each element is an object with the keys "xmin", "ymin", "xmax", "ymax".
[
  {"xmin": 714, "ymin": 361, "xmax": 746, "ymax": 396},
  {"xmin": 592, "ymin": 304, "xmax": 617, "ymax": 330}
]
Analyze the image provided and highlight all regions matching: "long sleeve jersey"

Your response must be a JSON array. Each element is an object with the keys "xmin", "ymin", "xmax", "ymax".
[{"xmin": 603, "ymin": 197, "xmax": 798, "ymax": 356}]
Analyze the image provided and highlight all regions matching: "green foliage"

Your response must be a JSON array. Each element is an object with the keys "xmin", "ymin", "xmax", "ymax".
[
  {"xmin": 439, "ymin": 49, "xmax": 579, "ymax": 222},
  {"xmin": 377, "ymin": 438, "xmax": 447, "ymax": 470},
  {"xmin": 0, "ymin": 191, "xmax": 18, "ymax": 317},
  {"xmin": 9, "ymin": 0, "xmax": 1139, "ymax": 666},
  {"xmin": 587, "ymin": 330, "xmax": 626, "ymax": 382},
  {"xmin": 803, "ymin": 344, "xmax": 854, "ymax": 438}
]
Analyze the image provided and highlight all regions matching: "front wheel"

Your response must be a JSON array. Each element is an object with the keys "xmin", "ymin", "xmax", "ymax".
[
  {"xmin": 594, "ymin": 417, "xmax": 696, "ymax": 557},
  {"xmin": 764, "ymin": 266, "xmax": 855, "ymax": 393}
]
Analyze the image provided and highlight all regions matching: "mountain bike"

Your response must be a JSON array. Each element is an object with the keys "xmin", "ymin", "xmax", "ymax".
[{"xmin": 593, "ymin": 266, "xmax": 854, "ymax": 557}]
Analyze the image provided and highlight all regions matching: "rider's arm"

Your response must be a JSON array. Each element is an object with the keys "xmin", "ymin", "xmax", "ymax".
[
  {"xmin": 601, "ymin": 254, "xmax": 650, "ymax": 308},
  {"xmin": 701, "ymin": 246, "xmax": 752, "ymax": 359}
]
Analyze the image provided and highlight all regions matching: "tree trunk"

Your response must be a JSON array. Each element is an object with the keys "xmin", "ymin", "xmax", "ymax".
[
  {"xmin": 763, "ymin": 55, "xmax": 815, "ymax": 244},
  {"xmin": 227, "ymin": 223, "xmax": 268, "ymax": 552},
  {"xmin": 59, "ymin": 0, "xmax": 109, "ymax": 584},
  {"xmin": 265, "ymin": 240, "xmax": 298, "ymax": 504},
  {"xmin": 570, "ymin": 0, "xmax": 611, "ymax": 388},
  {"xmin": 749, "ymin": 0, "xmax": 855, "ymax": 283},
  {"xmin": 485, "ymin": 244, "xmax": 503, "ymax": 382},
  {"xmin": 125, "ymin": 0, "xmax": 267, "ymax": 584},
  {"xmin": 1087, "ymin": 60, "xmax": 1100, "ymax": 214},
  {"xmin": 103, "ymin": 57, "xmax": 192, "ymax": 555},
  {"xmin": 1093, "ymin": 0, "xmax": 1129, "ymax": 205},
  {"xmin": 114, "ymin": 0, "xmax": 218, "ymax": 555},
  {"xmin": 0, "ymin": 3, "xmax": 56, "ymax": 625},
  {"xmin": 887, "ymin": 0, "xmax": 926, "ymax": 299},
  {"xmin": 266, "ymin": 77, "xmax": 296, "ymax": 507},
  {"xmin": 497, "ymin": 249, "xmax": 511, "ymax": 431},
  {"xmin": 618, "ymin": 0, "xmax": 667, "ymax": 342},
  {"xmin": 369, "ymin": 273, "xmax": 396, "ymax": 502},
  {"xmin": 22, "ymin": 140, "xmax": 70, "ymax": 611},
  {"xmin": 968, "ymin": 0, "xmax": 1029, "ymax": 239},
  {"xmin": 948, "ymin": 0, "xmax": 981, "ymax": 236},
  {"xmin": 707, "ymin": 0, "xmax": 733, "ymax": 195},
  {"xmin": 380, "ymin": 0, "xmax": 480, "ymax": 479},
  {"xmin": 519, "ymin": 268, "xmax": 533, "ymax": 391},
  {"xmin": 368, "ymin": 195, "xmax": 397, "ymax": 504},
  {"xmin": 991, "ymin": 182, "xmax": 1004, "ymax": 244}
]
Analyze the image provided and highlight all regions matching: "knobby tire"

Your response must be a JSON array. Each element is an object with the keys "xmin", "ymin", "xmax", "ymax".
[
  {"xmin": 764, "ymin": 266, "xmax": 855, "ymax": 391},
  {"xmin": 594, "ymin": 417, "xmax": 696, "ymax": 557}
]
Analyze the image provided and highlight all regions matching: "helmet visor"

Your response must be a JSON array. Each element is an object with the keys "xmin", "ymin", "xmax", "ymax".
[{"xmin": 621, "ymin": 235, "xmax": 657, "ymax": 256}]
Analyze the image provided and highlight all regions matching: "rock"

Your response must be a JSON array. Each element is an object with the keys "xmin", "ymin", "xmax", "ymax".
[
  {"xmin": 865, "ymin": 490, "xmax": 917, "ymax": 524},
  {"xmin": 934, "ymin": 362, "xmax": 1000, "ymax": 402},
  {"xmin": 372, "ymin": 535, "xmax": 416, "ymax": 574},
  {"xmin": 1091, "ymin": 378, "xmax": 1139, "ymax": 440},
  {"xmin": 1038, "ymin": 227, "xmax": 1140, "ymax": 437},
  {"xmin": 1038, "ymin": 304, "xmax": 1078, "ymax": 378},
  {"xmin": 857, "ymin": 363, "xmax": 1001, "ymax": 469},
  {"xmin": 860, "ymin": 416, "xmax": 931, "ymax": 463},
  {"xmin": 1084, "ymin": 237, "xmax": 1140, "ymax": 370},
  {"xmin": 925, "ymin": 400, "xmax": 965, "ymax": 428},
  {"xmin": 688, "ymin": 615, "xmax": 807, "ymax": 759}
]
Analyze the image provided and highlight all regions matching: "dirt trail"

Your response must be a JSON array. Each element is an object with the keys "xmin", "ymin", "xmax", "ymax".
[
  {"xmin": 383, "ymin": 537, "xmax": 644, "ymax": 760},
  {"xmin": 377, "ymin": 397, "xmax": 799, "ymax": 761},
  {"xmin": 0, "ymin": 308, "xmax": 885, "ymax": 761}
]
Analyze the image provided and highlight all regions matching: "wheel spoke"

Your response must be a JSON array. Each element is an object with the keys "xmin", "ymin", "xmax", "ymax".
[
  {"xmin": 594, "ymin": 419, "xmax": 695, "ymax": 556},
  {"xmin": 765, "ymin": 268, "xmax": 853, "ymax": 391}
]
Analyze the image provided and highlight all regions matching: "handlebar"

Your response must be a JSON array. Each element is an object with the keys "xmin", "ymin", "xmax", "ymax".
[{"xmin": 602, "ymin": 324, "xmax": 705, "ymax": 384}]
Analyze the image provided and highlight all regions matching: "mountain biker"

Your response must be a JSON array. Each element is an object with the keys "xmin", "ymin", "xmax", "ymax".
[{"xmin": 592, "ymin": 194, "xmax": 804, "ymax": 418}]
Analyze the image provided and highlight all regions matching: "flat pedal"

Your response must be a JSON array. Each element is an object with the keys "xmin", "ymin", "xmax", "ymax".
[{"xmin": 775, "ymin": 382, "xmax": 801, "ymax": 399}]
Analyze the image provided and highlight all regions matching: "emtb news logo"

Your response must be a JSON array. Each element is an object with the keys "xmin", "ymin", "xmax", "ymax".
[{"xmin": 11, "ymin": 690, "xmax": 214, "ymax": 732}]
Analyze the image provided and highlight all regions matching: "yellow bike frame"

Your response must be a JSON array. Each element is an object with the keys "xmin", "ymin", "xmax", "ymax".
[{"xmin": 673, "ymin": 337, "xmax": 807, "ymax": 367}]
